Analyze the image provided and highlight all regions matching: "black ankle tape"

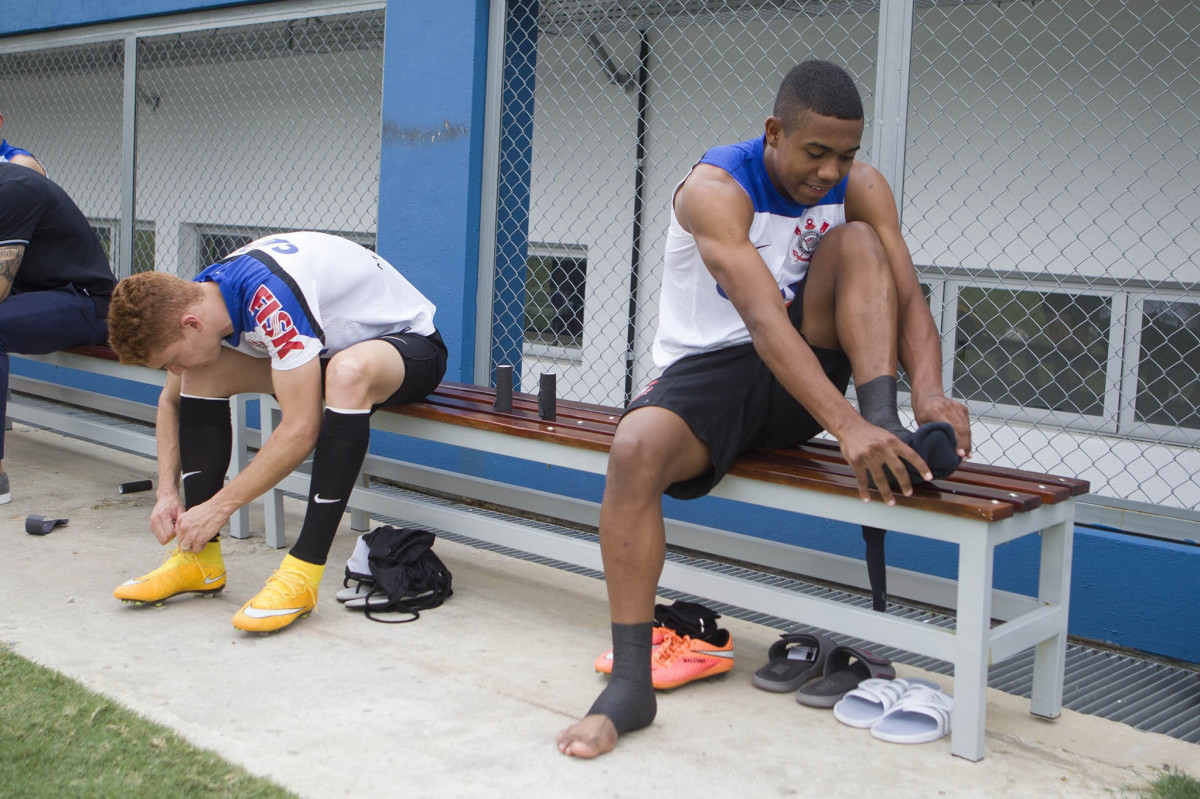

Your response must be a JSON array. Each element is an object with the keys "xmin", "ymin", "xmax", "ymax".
[
  {"xmin": 588, "ymin": 622, "xmax": 657, "ymax": 734},
  {"xmin": 856, "ymin": 375, "xmax": 905, "ymax": 437}
]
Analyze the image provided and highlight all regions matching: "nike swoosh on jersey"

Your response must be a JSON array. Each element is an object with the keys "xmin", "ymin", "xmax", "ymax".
[
  {"xmin": 313, "ymin": 494, "xmax": 341, "ymax": 504},
  {"xmin": 241, "ymin": 605, "xmax": 307, "ymax": 618}
]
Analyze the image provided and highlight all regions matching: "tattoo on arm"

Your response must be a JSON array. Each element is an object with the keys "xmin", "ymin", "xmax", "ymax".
[{"xmin": 0, "ymin": 244, "xmax": 24, "ymax": 300}]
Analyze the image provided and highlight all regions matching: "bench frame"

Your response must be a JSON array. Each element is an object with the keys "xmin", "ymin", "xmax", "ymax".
[{"xmin": 11, "ymin": 350, "xmax": 1082, "ymax": 761}]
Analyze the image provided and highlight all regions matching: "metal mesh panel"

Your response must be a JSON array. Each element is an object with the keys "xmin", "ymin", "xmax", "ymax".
[
  {"xmin": 0, "ymin": 40, "xmax": 124, "ymax": 267},
  {"xmin": 490, "ymin": 0, "xmax": 1200, "ymax": 515},
  {"xmin": 906, "ymin": 0, "xmax": 1200, "ymax": 511},
  {"xmin": 134, "ymin": 12, "xmax": 384, "ymax": 276},
  {"xmin": 491, "ymin": 0, "xmax": 878, "ymax": 405}
]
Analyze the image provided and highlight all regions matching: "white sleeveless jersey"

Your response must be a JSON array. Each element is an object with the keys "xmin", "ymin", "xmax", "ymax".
[
  {"xmin": 653, "ymin": 136, "xmax": 848, "ymax": 368},
  {"xmin": 196, "ymin": 231, "xmax": 437, "ymax": 370}
]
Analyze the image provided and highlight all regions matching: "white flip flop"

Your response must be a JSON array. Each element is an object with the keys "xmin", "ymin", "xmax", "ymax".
[
  {"xmin": 832, "ymin": 677, "xmax": 939, "ymax": 728},
  {"xmin": 870, "ymin": 686, "xmax": 954, "ymax": 744}
]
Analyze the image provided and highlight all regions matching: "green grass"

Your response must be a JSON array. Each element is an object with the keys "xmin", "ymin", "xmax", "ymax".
[
  {"xmin": 1123, "ymin": 766, "xmax": 1200, "ymax": 799},
  {"xmin": 0, "ymin": 646, "xmax": 296, "ymax": 799}
]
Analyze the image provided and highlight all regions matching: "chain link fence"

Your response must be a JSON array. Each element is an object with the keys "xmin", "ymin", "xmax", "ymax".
[
  {"xmin": 2, "ymin": 1, "xmax": 1196, "ymax": 518},
  {"xmin": 487, "ymin": 0, "xmax": 1200, "ymax": 515},
  {"xmin": 0, "ymin": 7, "xmax": 383, "ymax": 281},
  {"xmin": 0, "ymin": 40, "xmax": 124, "ymax": 262}
]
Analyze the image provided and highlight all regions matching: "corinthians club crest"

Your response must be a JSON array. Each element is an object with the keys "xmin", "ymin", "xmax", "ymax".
[{"xmin": 790, "ymin": 217, "xmax": 830, "ymax": 264}]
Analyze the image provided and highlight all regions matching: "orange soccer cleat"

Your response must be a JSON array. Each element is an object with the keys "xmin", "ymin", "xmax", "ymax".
[{"xmin": 650, "ymin": 627, "xmax": 735, "ymax": 690}]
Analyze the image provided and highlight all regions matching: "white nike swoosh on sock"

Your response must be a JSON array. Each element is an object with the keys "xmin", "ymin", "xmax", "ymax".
[
  {"xmin": 313, "ymin": 494, "xmax": 341, "ymax": 504},
  {"xmin": 181, "ymin": 471, "xmax": 201, "ymax": 480},
  {"xmin": 241, "ymin": 606, "xmax": 306, "ymax": 618}
]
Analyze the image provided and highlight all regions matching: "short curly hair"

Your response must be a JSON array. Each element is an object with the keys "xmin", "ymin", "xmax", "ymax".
[
  {"xmin": 773, "ymin": 60, "xmax": 863, "ymax": 132},
  {"xmin": 107, "ymin": 272, "xmax": 203, "ymax": 365}
]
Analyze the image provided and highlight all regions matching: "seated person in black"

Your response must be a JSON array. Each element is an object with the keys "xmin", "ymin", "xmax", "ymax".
[{"xmin": 0, "ymin": 163, "xmax": 116, "ymax": 502}]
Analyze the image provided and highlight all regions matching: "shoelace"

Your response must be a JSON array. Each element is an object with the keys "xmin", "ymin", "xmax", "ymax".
[
  {"xmin": 651, "ymin": 629, "xmax": 690, "ymax": 668},
  {"xmin": 162, "ymin": 548, "xmax": 202, "ymax": 569},
  {"xmin": 257, "ymin": 568, "xmax": 313, "ymax": 604}
]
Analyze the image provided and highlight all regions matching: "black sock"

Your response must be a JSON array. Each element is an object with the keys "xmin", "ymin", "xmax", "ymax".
[
  {"xmin": 178, "ymin": 396, "xmax": 232, "ymax": 519},
  {"xmin": 288, "ymin": 408, "xmax": 371, "ymax": 566},
  {"xmin": 588, "ymin": 622, "xmax": 657, "ymax": 734},
  {"xmin": 855, "ymin": 375, "xmax": 906, "ymax": 437}
]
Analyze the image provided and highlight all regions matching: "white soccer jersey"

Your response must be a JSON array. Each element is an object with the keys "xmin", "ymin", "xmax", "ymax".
[
  {"xmin": 196, "ymin": 231, "xmax": 437, "ymax": 370},
  {"xmin": 653, "ymin": 136, "xmax": 848, "ymax": 368}
]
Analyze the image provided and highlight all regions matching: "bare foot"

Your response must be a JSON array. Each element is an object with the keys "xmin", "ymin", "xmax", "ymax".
[{"xmin": 556, "ymin": 714, "xmax": 618, "ymax": 758}]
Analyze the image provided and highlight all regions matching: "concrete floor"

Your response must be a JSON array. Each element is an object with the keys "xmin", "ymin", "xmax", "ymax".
[{"xmin": 2, "ymin": 423, "xmax": 1198, "ymax": 798}]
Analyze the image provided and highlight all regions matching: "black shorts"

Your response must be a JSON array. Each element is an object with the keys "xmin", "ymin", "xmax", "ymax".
[
  {"xmin": 318, "ymin": 329, "xmax": 447, "ymax": 410},
  {"xmin": 375, "ymin": 329, "xmax": 448, "ymax": 408},
  {"xmin": 626, "ymin": 289, "xmax": 850, "ymax": 500}
]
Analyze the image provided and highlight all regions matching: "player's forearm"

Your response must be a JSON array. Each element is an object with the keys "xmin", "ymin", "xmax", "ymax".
[
  {"xmin": 154, "ymin": 388, "xmax": 182, "ymax": 499},
  {"xmin": 897, "ymin": 295, "xmax": 946, "ymax": 402},
  {"xmin": 0, "ymin": 243, "xmax": 22, "ymax": 302},
  {"xmin": 750, "ymin": 319, "xmax": 863, "ymax": 440}
]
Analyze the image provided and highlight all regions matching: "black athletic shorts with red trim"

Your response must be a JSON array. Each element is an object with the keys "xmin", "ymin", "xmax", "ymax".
[{"xmin": 626, "ymin": 285, "xmax": 850, "ymax": 500}]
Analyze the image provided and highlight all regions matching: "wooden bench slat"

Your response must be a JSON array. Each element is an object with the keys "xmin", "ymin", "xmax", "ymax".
[
  {"xmin": 727, "ymin": 458, "xmax": 1015, "ymax": 521},
  {"xmin": 797, "ymin": 439, "xmax": 1089, "ymax": 496},
  {"xmin": 388, "ymin": 402, "xmax": 615, "ymax": 452},
  {"xmin": 397, "ymin": 394, "xmax": 621, "ymax": 439},
  {"xmin": 740, "ymin": 449, "xmax": 1044, "ymax": 512},
  {"xmin": 780, "ymin": 443, "xmax": 1068, "ymax": 505},
  {"xmin": 791, "ymin": 440, "xmax": 1082, "ymax": 503}
]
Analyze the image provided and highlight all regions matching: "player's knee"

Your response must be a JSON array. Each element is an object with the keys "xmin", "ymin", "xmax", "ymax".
[
  {"xmin": 324, "ymin": 352, "xmax": 372, "ymax": 398},
  {"xmin": 608, "ymin": 428, "xmax": 676, "ymax": 491}
]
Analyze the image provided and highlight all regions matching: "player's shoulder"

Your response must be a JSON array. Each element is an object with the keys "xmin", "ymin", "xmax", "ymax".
[
  {"xmin": 676, "ymin": 164, "xmax": 753, "ymax": 228},
  {"xmin": 844, "ymin": 161, "xmax": 897, "ymax": 216}
]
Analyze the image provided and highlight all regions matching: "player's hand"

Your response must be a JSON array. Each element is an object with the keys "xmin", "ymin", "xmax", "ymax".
[
  {"xmin": 149, "ymin": 493, "xmax": 184, "ymax": 545},
  {"xmin": 913, "ymin": 393, "xmax": 972, "ymax": 460},
  {"xmin": 839, "ymin": 420, "xmax": 931, "ymax": 506},
  {"xmin": 174, "ymin": 501, "xmax": 229, "ymax": 553}
]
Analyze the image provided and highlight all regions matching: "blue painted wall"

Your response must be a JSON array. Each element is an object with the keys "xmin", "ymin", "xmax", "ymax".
[
  {"xmin": 7, "ymin": 0, "xmax": 1198, "ymax": 667},
  {"xmin": 375, "ymin": 0, "xmax": 490, "ymax": 384}
]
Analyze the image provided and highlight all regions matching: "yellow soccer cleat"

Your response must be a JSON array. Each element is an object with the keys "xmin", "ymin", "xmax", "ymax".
[
  {"xmin": 232, "ymin": 555, "xmax": 323, "ymax": 633},
  {"xmin": 114, "ymin": 541, "xmax": 226, "ymax": 605}
]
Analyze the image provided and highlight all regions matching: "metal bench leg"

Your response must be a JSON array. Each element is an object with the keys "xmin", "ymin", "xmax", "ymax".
[
  {"xmin": 1031, "ymin": 517, "xmax": 1073, "ymax": 719},
  {"xmin": 952, "ymin": 533, "xmax": 995, "ymax": 761},
  {"xmin": 350, "ymin": 471, "xmax": 371, "ymax": 532},
  {"xmin": 260, "ymin": 397, "xmax": 287, "ymax": 549},
  {"xmin": 227, "ymin": 395, "xmax": 251, "ymax": 539}
]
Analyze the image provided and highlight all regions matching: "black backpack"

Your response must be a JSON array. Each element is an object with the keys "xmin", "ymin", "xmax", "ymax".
[{"xmin": 357, "ymin": 526, "xmax": 453, "ymax": 624}]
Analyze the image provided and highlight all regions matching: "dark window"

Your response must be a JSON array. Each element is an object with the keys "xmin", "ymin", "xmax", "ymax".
[
  {"xmin": 1137, "ymin": 299, "xmax": 1200, "ymax": 430},
  {"xmin": 953, "ymin": 287, "xmax": 1110, "ymax": 416},
  {"xmin": 524, "ymin": 251, "xmax": 586, "ymax": 350}
]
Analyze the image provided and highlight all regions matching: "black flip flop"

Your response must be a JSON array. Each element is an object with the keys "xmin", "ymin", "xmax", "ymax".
[
  {"xmin": 796, "ymin": 645, "xmax": 895, "ymax": 708},
  {"xmin": 751, "ymin": 632, "xmax": 837, "ymax": 693}
]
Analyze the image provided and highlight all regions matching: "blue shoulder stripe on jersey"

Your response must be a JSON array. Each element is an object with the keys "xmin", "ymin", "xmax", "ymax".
[
  {"xmin": 697, "ymin": 136, "xmax": 847, "ymax": 216},
  {"xmin": 0, "ymin": 140, "xmax": 34, "ymax": 161},
  {"xmin": 197, "ymin": 252, "xmax": 324, "ymax": 346},
  {"xmin": 240, "ymin": 249, "xmax": 325, "ymax": 345}
]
